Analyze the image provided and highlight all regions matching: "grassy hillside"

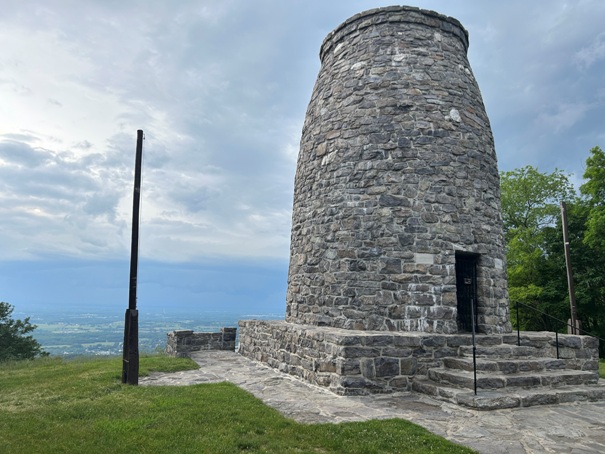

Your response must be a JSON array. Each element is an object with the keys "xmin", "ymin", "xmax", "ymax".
[{"xmin": 0, "ymin": 355, "xmax": 474, "ymax": 454}]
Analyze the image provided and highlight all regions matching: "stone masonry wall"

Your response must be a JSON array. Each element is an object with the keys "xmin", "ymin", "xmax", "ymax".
[
  {"xmin": 166, "ymin": 328, "xmax": 236, "ymax": 357},
  {"xmin": 285, "ymin": 6, "xmax": 511, "ymax": 334},
  {"xmin": 239, "ymin": 320, "xmax": 598, "ymax": 396}
]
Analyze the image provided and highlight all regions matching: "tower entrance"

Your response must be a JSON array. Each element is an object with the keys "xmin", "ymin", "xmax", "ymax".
[{"xmin": 456, "ymin": 252, "xmax": 479, "ymax": 332}]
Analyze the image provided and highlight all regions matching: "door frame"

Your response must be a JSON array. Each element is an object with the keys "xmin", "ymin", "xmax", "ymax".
[{"xmin": 455, "ymin": 251, "xmax": 480, "ymax": 333}]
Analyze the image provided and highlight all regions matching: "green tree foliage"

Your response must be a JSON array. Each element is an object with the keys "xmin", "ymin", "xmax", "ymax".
[
  {"xmin": 500, "ymin": 166, "xmax": 574, "ymax": 330},
  {"xmin": 501, "ymin": 152, "xmax": 605, "ymax": 357},
  {"xmin": 578, "ymin": 146, "xmax": 605, "ymax": 349},
  {"xmin": 581, "ymin": 146, "xmax": 605, "ymax": 250},
  {"xmin": 0, "ymin": 302, "xmax": 47, "ymax": 361},
  {"xmin": 500, "ymin": 165, "xmax": 575, "ymax": 238}
]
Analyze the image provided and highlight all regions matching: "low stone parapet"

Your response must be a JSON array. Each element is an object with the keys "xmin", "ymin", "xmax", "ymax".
[
  {"xmin": 166, "ymin": 327, "xmax": 236, "ymax": 357},
  {"xmin": 238, "ymin": 320, "xmax": 599, "ymax": 396}
]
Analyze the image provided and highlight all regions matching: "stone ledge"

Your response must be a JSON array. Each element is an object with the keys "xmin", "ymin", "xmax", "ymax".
[
  {"xmin": 166, "ymin": 327, "xmax": 236, "ymax": 357},
  {"xmin": 320, "ymin": 6, "xmax": 469, "ymax": 61},
  {"xmin": 237, "ymin": 320, "xmax": 598, "ymax": 398},
  {"xmin": 412, "ymin": 377, "xmax": 605, "ymax": 410}
]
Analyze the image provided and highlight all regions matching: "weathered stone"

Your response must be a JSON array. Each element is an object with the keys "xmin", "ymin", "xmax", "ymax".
[
  {"xmin": 521, "ymin": 393, "xmax": 559, "ymax": 407},
  {"xmin": 360, "ymin": 358, "xmax": 376, "ymax": 379},
  {"xmin": 393, "ymin": 335, "xmax": 423, "ymax": 347},
  {"xmin": 456, "ymin": 393, "xmax": 521, "ymax": 410},
  {"xmin": 388, "ymin": 376, "xmax": 409, "ymax": 390},
  {"xmin": 235, "ymin": 5, "xmax": 602, "ymax": 407},
  {"xmin": 375, "ymin": 357, "xmax": 400, "ymax": 377},
  {"xmin": 166, "ymin": 328, "xmax": 237, "ymax": 357},
  {"xmin": 505, "ymin": 375, "xmax": 541, "ymax": 387},
  {"xmin": 284, "ymin": 5, "xmax": 511, "ymax": 335},
  {"xmin": 400, "ymin": 358, "xmax": 417, "ymax": 375}
]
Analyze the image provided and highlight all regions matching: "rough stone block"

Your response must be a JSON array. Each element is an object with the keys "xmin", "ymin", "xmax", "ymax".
[
  {"xmin": 360, "ymin": 358, "xmax": 376, "ymax": 378},
  {"xmin": 457, "ymin": 393, "xmax": 520, "ymax": 410},
  {"xmin": 505, "ymin": 375, "xmax": 541, "ymax": 387},
  {"xmin": 393, "ymin": 335, "xmax": 423, "ymax": 347},
  {"xmin": 381, "ymin": 347, "xmax": 413, "ymax": 358},
  {"xmin": 375, "ymin": 357, "xmax": 400, "ymax": 377},
  {"xmin": 557, "ymin": 336, "xmax": 582, "ymax": 349},
  {"xmin": 446, "ymin": 335, "xmax": 472, "ymax": 347},
  {"xmin": 411, "ymin": 379, "xmax": 439, "ymax": 396},
  {"xmin": 581, "ymin": 360, "xmax": 598, "ymax": 372},
  {"xmin": 363, "ymin": 334, "xmax": 395, "ymax": 346},
  {"xmin": 388, "ymin": 376, "xmax": 410, "ymax": 391},
  {"xmin": 475, "ymin": 335, "xmax": 503, "ymax": 346},
  {"xmin": 400, "ymin": 358, "xmax": 417, "ymax": 375},
  {"xmin": 340, "ymin": 346, "xmax": 382, "ymax": 358},
  {"xmin": 582, "ymin": 336, "xmax": 599, "ymax": 350},
  {"xmin": 422, "ymin": 335, "xmax": 446, "ymax": 347},
  {"xmin": 521, "ymin": 393, "xmax": 558, "ymax": 407}
]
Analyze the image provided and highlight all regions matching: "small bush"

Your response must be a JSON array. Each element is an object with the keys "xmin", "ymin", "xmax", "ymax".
[{"xmin": 0, "ymin": 302, "xmax": 47, "ymax": 361}]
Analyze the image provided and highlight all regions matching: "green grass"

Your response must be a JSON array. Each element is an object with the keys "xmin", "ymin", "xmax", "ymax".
[
  {"xmin": 0, "ymin": 355, "xmax": 475, "ymax": 454},
  {"xmin": 600, "ymin": 359, "xmax": 605, "ymax": 379}
]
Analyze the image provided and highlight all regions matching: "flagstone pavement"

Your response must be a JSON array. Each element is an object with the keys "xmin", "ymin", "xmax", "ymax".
[{"xmin": 140, "ymin": 350, "xmax": 605, "ymax": 453}]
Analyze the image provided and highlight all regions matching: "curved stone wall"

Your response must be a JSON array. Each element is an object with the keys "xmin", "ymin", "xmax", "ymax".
[{"xmin": 286, "ymin": 6, "xmax": 511, "ymax": 334}]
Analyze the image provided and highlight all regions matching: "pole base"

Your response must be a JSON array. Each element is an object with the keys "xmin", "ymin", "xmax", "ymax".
[{"xmin": 122, "ymin": 309, "xmax": 139, "ymax": 385}]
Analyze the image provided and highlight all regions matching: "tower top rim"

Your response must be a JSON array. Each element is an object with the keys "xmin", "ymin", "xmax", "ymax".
[{"xmin": 320, "ymin": 6, "xmax": 469, "ymax": 62}]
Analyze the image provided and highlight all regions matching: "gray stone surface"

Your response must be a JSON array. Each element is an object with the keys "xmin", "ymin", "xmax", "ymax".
[
  {"xmin": 284, "ymin": 5, "xmax": 511, "ymax": 334},
  {"xmin": 239, "ymin": 320, "xmax": 599, "ymax": 398},
  {"xmin": 141, "ymin": 351, "xmax": 605, "ymax": 453},
  {"xmin": 166, "ymin": 327, "xmax": 236, "ymax": 357}
]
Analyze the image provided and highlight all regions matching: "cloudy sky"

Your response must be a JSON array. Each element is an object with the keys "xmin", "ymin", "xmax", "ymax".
[{"xmin": 1, "ymin": 0, "xmax": 604, "ymax": 316}]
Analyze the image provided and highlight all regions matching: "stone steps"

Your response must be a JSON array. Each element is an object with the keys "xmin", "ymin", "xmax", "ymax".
[
  {"xmin": 459, "ymin": 345, "xmax": 552, "ymax": 358},
  {"xmin": 428, "ymin": 367, "xmax": 598, "ymax": 390},
  {"xmin": 412, "ymin": 377, "xmax": 605, "ymax": 410},
  {"xmin": 413, "ymin": 348, "xmax": 603, "ymax": 409},
  {"xmin": 442, "ymin": 357, "xmax": 566, "ymax": 374}
]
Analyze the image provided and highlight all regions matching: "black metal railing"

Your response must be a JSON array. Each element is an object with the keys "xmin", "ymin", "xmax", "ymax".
[
  {"xmin": 514, "ymin": 300, "xmax": 605, "ymax": 359},
  {"xmin": 470, "ymin": 296, "xmax": 477, "ymax": 395},
  {"xmin": 467, "ymin": 301, "xmax": 604, "ymax": 396}
]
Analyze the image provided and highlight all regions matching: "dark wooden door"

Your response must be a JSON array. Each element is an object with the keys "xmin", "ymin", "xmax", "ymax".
[{"xmin": 456, "ymin": 253, "xmax": 478, "ymax": 332}]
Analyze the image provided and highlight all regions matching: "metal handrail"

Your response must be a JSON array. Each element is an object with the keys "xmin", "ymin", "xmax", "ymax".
[
  {"xmin": 470, "ymin": 296, "xmax": 477, "ymax": 395},
  {"xmin": 467, "ymin": 301, "xmax": 602, "ymax": 397},
  {"xmin": 514, "ymin": 300, "xmax": 605, "ymax": 357}
]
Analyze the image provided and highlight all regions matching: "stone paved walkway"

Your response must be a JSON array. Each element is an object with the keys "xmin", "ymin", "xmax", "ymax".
[{"xmin": 140, "ymin": 351, "xmax": 605, "ymax": 453}]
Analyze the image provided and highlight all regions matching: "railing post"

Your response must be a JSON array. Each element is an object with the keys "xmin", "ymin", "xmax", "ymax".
[
  {"xmin": 516, "ymin": 301, "xmax": 520, "ymax": 347},
  {"xmin": 470, "ymin": 296, "xmax": 477, "ymax": 395},
  {"xmin": 514, "ymin": 300, "xmax": 605, "ymax": 361}
]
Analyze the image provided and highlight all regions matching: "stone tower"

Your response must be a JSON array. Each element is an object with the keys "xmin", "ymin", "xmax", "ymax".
[
  {"xmin": 239, "ymin": 6, "xmax": 600, "ymax": 404},
  {"xmin": 285, "ymin": 6, "xmax": 511, "ymax": 334}
]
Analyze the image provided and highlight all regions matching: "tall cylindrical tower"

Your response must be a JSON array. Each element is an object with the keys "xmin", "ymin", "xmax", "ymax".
[{"xmin": 286, "ymin": 6, "xmax": 511, "ymax": 334}]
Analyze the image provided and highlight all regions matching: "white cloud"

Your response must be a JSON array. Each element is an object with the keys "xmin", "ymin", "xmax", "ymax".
[
  {"xmin": 0, "ymin": 0, "xmax": 604, "ymax": 263},
  {"xmin": 576, "ymin": 31, "xmax": 605, "ymax": 69},
  {"xmin": 535, "ymin": 102, "xmax": 592, "ymax": 133}
]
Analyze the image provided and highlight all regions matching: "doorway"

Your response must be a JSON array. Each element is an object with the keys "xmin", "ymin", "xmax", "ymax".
[{"xmin": 456, "ymin": 252, "xmax": 479, "ymax": 332}]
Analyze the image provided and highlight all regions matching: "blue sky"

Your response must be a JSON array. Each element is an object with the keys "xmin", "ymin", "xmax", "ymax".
[{"xmin": 1, "ymin": 1, "xmax": 604, "ymax": 317}]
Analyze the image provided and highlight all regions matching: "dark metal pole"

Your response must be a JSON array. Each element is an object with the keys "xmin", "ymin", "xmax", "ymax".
[
  {"xmin": 122, "ymin": 129, "xmax": 144, "ymax": 385},
  {"xmin": 516, "ymin": 302, "xmax": 520, "ymax": 347},
  {"xmin": 560, "ymin": 202, "xmax": 579, "ymax": 334},
  {"xmin": 470, "ymin": 296, "xmax": 477, "ymax": 395}
]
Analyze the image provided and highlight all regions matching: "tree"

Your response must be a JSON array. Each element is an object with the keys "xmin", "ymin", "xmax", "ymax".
[
  {"xmin": 578, "ymin": 146, "xmax": 605, "ymax": 353},
  {"xmin": 581, "ymin": 146, "xmax": 605, "ymax": 250},
  {"xmin": 501, "ymin": 152, "xmax": 605, "ymax": 357},
  {"xmin": 0, "ymin": 302, "xmax": 47, "ymax": 361},
  {"xmin": 499, "ymin": 166, "xmax": 575, "ymax": 331},
  {"xmin": 500, "ymin": 166, "xmax": 575, "ymax": 239}
]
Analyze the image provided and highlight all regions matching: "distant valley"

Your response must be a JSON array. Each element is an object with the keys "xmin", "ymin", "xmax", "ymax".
[{"xmin": 22, "ymin": 309, "xmax": 281, "ymax": 357}]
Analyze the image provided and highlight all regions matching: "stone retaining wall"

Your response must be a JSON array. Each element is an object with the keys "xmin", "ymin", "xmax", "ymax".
[
  {"xmin": 238, "ymin": 320, "xmax": 598, "ymax": 396},
  {"xmin": 166, "ymin": 327, "xmax": 236, "ymax": 357}
]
